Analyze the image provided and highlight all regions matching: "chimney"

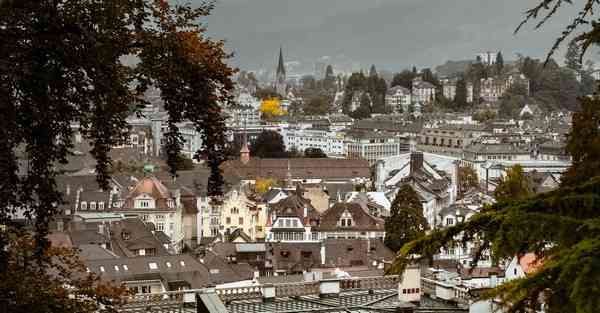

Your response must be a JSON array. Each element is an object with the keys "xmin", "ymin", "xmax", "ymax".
[
  {"xmin": 320, "ymin": 242, "xmax": 326, "ymax": 265},
  {"xmin": 175, "ymin": 189, "xmax": 181, "ymax": 208},
  {"xmin": 240, "ymin": 143, "xmax": 250, "ymax": 164},
  {"xmin": 409, "ymin": 152, "xmax": 424, "ymax": 176}
]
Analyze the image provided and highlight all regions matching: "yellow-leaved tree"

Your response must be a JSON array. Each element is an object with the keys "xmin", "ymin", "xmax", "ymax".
[
  {"xmin": 260, "ymin": 98, "xmax": 286, "ymax": 120},
  {"xmin": 255, "ymin": 178, "xmax": 279, "ymax": 194}
]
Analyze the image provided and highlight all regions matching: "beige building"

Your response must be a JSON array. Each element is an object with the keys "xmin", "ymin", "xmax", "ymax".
[
  {"xmin": 419, "ymin": 124, "xmax": 489, "ymax": 157},
  {"xmin": 200, "ymin": 186, "xmax": 268, "ymax": 241}
]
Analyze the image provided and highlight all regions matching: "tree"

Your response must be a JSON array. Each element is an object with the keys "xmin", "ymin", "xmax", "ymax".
[
  {"xmin": 389, "ymin": 2, "xmax": 600, "ymax": 312},
  {"xmin": 454, "ymin": 76, "xmax": 468, "ymax": 108},
  {"xmin": 421, "ymin": 68, "xmax": 439, "ymax": 87},
  {"xmin": 391, "ymin": 70, "xmax": 416, "ymax": 89},
  {"xmin": 369, "ymin": 64, "xmax": 378, "ymax": 78},
  {"xmin": 565, "ymin": 39, "xmax": 583, "ymax": 73},
  {"xmin": 303, "ymin": 94, "xmax": 332, "ymax": 116},
  {"xmin": 1, "ymin": 227, "xmax": 129, "ymax": 312},
  {"xmin": 472, "ymin": 109, "xmax": 496, "ymax": 122},
  {"xmin": 458, "ymin": 166, "xmax": 479, "ymax": 196},
  {"xmin": 251, "ymin": 130, "xmax": 287, "ymax": 158},
  {"xmin": 176, "ymin": 154, "xmax": 195, "ymax": 170},
  {"xmin": 561, "ymin": 95, "xmax": 600, "ymax": 187},
  {"xmin": 384, "ymin": 185, "xmax": 429, "ymax": 253},
  {"xmin": 301, "ymin": 75, "xmax": 317, "ymax": 91},
  {"xmin": 255, "ymin": 87, "xmax": 280, "ymax": 100},
  {"xmin": 0, "ymin": 0, "xmax": 233, "ymax": 262},
  {"xmin": 255, "ymin": 177, "xmax": 279, "ymax": 194},
  {"xmin": 496, "ymin": 51, "xmax": 504, "ymax": 74},
  {"xmin": 493, "ymin": 165, "xmax": 532, "ymax": 202},
  {"xmin": 323, "ymin": 65, "xmax": 336, "ymax": 90},
  {"xmin": 259, "ymin": 98, "xmax": 286, "ymax": 120},
  {"xmin": 304, "ymin": 148, "xmax": 327, "ymax": 158}
]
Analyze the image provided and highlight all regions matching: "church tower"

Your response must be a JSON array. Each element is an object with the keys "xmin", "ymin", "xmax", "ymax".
[{"xmin": 274, "ymin": 46, "xmax": 287, "ymax": 97}]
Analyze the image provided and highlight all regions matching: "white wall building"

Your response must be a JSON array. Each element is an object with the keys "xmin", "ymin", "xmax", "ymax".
[
  {"xmin": 282, "ymin": 127, "xmax": 345, "ymax": 157},
  {"xmin": 385, "ymin": 86, "xmax": 412, "ymax": 113}
]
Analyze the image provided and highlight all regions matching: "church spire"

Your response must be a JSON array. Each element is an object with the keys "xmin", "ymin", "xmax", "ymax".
[{"xmin": 277, "ymin": 46, "xmax": 286, "ymax": 78}]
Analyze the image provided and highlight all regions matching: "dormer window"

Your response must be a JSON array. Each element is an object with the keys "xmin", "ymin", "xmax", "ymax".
[
  {"xmin": 80, "ymin": 201, "xmax": 87, "ymax": 210},
  {"xmin": 121, "ymin": 231, "xmax": 131, "ymax": 241},
  {"xmin": 339, "ymin": 210, "xmax": 353, "ymax": 227},
  {"xmin": 98, "ymin": 202, "xmax": 104, "ymax": 210},
  {"xmin": 90, "ymin": 202, "xmax": 96, "ymax": 210}
]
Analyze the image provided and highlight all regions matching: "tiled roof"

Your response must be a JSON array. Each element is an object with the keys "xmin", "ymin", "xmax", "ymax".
[
  {"xmin": 223, "ymin": 158, "xmax": 370, "ymax": 181},
  {"xmin": 121, "ymin": 176, "xmax": 173, "ymax": 210},
  {"xmin": 86, "ymin": 254, "xmax": 211, "ymax": 289},
  {"xmin": 316, "ymin": 202, "xmax": 384, "ymax": 232}
]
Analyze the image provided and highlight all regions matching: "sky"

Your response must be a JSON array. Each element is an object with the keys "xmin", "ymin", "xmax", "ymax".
[{"xmin": 198, "ymin": 0, "xmax": 592, "ymax": 73}]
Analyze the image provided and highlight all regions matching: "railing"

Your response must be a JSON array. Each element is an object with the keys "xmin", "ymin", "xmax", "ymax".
[
  {"xmin": 340, "ymin": 275, "xmax": 400, "ymax": 291},
  {"xmin": 118, "ymin": 289, "xmax": 198, "ymax": 312},
  {"xmin": 215, "ymin": 286, "xmax": 262, "ymax": 302},
  {"xmin": 117, "ymin": 275, "xmax": 403, "ymax": 311},
  {"xmin": 421, "ymin": 277, "xmax": 470, "ymax": 304},
  {"xmin": 275, "ymin": 281, "xmax": 319, "ymax": 297}
]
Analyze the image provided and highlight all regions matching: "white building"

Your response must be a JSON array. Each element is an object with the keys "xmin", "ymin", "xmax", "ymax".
[
  {"xmin": 346, "ymin": 132, "xmax": 408, "ymax": 165},
  {"xmin": 476, "ymin": 51, "xmax": 498, "ymax": 65},
  {"xmin": 412, "ymin": 79, "xmax": 436, "ymax": 104},
  {"xmin": 385, "ymin": 85, "xmax": 412, "ymax": 113},
  {"xmin": 282, "ymin": 127, "xmax": 345, "ymax": 157}
]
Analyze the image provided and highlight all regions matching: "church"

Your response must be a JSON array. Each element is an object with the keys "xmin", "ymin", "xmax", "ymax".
[{"xmin": 273, "ymin": 46, "xmax": 287, "ymax": 97}]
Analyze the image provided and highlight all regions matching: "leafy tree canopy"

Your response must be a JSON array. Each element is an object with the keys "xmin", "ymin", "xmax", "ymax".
[
  {"xmin": 384, "ymin": 185, "xmax": 429, "ymax": 253},
  {"xmin": 0, "ymin": 0, "xmax": 234, "ymax": 256},
  {"xmin": 250, "ymin": 130, "xmax": 287, "ymax": 159}
]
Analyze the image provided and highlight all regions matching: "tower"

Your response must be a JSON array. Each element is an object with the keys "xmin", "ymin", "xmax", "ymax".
[{"xmin": 274, "ymin": 46, "xmax": 287, "ymax": 97}]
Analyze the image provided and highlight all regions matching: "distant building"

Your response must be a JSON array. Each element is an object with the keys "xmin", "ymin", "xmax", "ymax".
[
  {"xmin": 274, "ymin": 46, "xmax": 287, "ymax": 97},
  {"xmin": 385, "ymin": 86, "xmax": 412, "ymax": 113},
  {"xmin": 345, "ymin": 131, "xmax": 409, "ymax": 166},
  {"xmin": 441, "ymin": 78, "xmax": 474, "ymax": 103},
  {"xmin": 419, "ymin": 124, "xmax": 489, "ymax": 157},
  {"xmin": 411, "ymin": 78, "xmax": 436, "ymax": 104},
  {"xmin": 480, "ymin": 74, "xmax": 529, "ymax": 103},
  {"xmin": 282, "ymin": 127, "xmax": 345, "ymax": 157},
  {"xmin": 476, "ymin": 51, "xmax": 498, "ymax": 65}
]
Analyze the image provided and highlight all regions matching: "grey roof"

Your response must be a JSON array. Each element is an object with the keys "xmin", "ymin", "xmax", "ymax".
[
  {"xmin": 464, "ymin": 143, "xmax": 529, "ymax": 154},
  {"xmin": 235, "ymin": 243, "xmax": 266, "ymax": 253},
  {"xmin": 86, "ymin": 254, "xmax": 211, "ymax": 289},
  {"xmin": 78, "ymin": 244, "xmax": 119, "ymax": 261}
]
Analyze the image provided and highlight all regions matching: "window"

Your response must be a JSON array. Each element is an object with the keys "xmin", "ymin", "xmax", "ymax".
[
  {"xmin": 166, "ymin": 262, "xmax": 172, "ymax": 268},
  {"xmin": 148, "ymin": 262, "xmax": 158, "ymax": 270},
  {"xmin": 141, "ymin": 214, "xmax": 149, "ymax": 221},
  {"xmin": 131, "ymin": 134, "xmax": 139, "ymax": 145},
  {"xmin": 514, "ymin": 268, "xmax": 517, "ymax": 275},
  {"xmin": 138, "ymin": 249, "xmax": 145, "ymax": 256},
  {"xmin": 180, "ymin": 261, "xmax": 185, "ymax": 267},
  {"xmin": 90, "ymin": 202, "xmax": 96, "ymax": 210},
  {"xmin": 114, "ymin": 265, "xmax": 119, "ymax": 271},
  {"xmin": 210, "ymin": 269, "xmax": 220, "ymax": 274},
  {"xmin": 80, "ymin": 202, "xmax": 87, "ymax": 210},
  {"xmin": 169, "ymin": 223, "xmax": 174, "ymax": 232},
  {"xmin": 238, "ymin": 217, "xmax": 243, "ymax": 225},
  {"xmin": 446, "ymin": 218, "xmax": 454, "ymax": 226},
  {"xmin": 292, "ymin": 220, "xmax": 298, "ymax": 227},
  {"xmin": 139, "ymin": 200, "xmax": 149, "ymax": 208},
  {"xmin": 226, "ymin": 217, "xmax": 231, "ymax": 224},
  {"xmin": 99, "ymin": 266, "xmax": 105, "ymax": 272},
  {"xmin": 156, "ymin": 215, "xmax": 165, "ymax": 220},
  {"xmin": 157, "ymin": 222, "xmax": 165, "ymax": 231},
  {"xmin": 285, "ymin": 219, "xmax": 291, "ymax": 227},
  {"xmin": 98, "ymin": 202, "xmax": 104, "ymax": 210},
  {"xmin": 123, "ymin": 265, "xmax": 128, "ymax": 271}
]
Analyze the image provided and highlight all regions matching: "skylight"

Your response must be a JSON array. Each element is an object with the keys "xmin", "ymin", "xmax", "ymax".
[{"xmin": 149, "ymin": 262, "xmax": 158, "ymax": 270}]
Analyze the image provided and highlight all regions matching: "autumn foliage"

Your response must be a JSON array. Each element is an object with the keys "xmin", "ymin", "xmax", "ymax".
[
  {"xmin": 260, "ymin": 98, "xmax": 286, "ymax": 120},
  {"xmin": 1, "ymin": 228, "xmax": 129, "ymax": 313}
]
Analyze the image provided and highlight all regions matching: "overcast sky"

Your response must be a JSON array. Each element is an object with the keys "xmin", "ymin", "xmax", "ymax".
[{"xmin": 198, "ymin": 0, "xmax": 591, "ymax": 72}]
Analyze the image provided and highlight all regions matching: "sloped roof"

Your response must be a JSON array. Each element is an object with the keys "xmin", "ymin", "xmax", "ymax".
[
  {"xmin": 270, "ymin": 193, "xmax": 319, "ymax": 222},
  {"xmin": 223, "ymin": 158, "xmax": 370, "ymax": 181},
  {"xmin": 122, "ymin": 176, "xmax": 172, "ymax": 210},
  {"xmin": 86, "ymin": 254, "xmax": 211, "ymax": 289},
  {"xmin": 316, "ymin": 202, "xmax": 384, "ymax": 232}
]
